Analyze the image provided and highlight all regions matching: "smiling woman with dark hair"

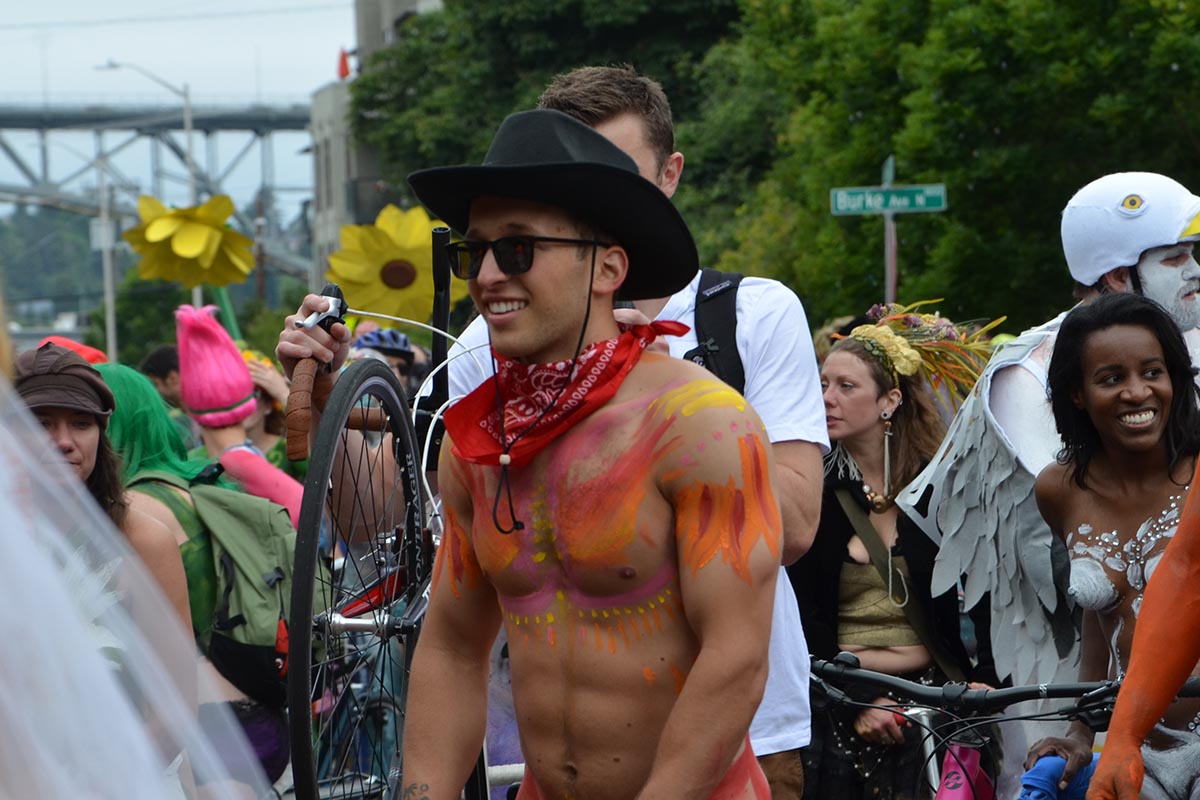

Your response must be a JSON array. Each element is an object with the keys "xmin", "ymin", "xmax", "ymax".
[
  {"xmin": 1026, "ymin": 292, "xmax": 1200, "ymax": 796},
  {"xmin": 1046, "ymin": 293, "xmax": 1200, "ymax": 491}
]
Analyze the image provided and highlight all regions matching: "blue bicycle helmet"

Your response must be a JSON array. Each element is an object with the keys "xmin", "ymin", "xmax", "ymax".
[{"xmin": 353, "ymin": 328, "xmax": 415, "ymax": 365}]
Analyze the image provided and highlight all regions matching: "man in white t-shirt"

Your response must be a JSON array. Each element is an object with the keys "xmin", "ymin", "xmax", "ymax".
[{"xmin": 438, "ymin": 65, "xmax": 828, "ymax": 798}]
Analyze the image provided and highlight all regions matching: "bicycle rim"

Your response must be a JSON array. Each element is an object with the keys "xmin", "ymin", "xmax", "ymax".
[{"xmin": 288, "ymin": 359, "xmax": 430, "ymax": 800}]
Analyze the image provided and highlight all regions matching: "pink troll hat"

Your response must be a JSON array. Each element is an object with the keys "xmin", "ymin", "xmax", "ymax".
[{"xmin": 175, "ymin": 304, "xmax": 256, "ymax": 427}]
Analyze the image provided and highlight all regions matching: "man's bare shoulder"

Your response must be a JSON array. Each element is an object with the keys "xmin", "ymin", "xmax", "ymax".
[
  {"xmin": 623, "ymin": 353, "xmax": 756, "ymax": 425},
  {"xmin": 626, "ymin": 351, "xmax": 741, "ymax": 397}
]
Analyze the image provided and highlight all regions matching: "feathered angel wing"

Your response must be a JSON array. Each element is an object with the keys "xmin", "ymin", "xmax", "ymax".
[{"xmin": 897, "ymin": 321, "xmax": 1079, "ymax": 687}]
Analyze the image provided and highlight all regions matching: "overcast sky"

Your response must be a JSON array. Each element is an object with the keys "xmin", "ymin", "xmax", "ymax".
[{"xmin": 0, "ymin": 1, "xmax": 356, "ymax": 222}]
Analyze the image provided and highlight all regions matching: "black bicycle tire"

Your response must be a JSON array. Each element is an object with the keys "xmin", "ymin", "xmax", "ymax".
[{"xmin": 288, "ymin": 359, "xmax": 428, "ymax": 800}]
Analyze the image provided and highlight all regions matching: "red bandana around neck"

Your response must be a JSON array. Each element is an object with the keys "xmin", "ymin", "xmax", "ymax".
[{"xmin": 444, "ymin": 320, "xmax": 688, "ymax": 468}]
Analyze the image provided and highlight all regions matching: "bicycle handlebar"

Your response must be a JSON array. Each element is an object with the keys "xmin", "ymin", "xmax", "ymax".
[
  {"xmin": 284, "ymin": 283, "xmax": 346, "ymax": 462},
  {"xmin": 812, "ymin": 654, "xmax": 1200, "ymax": 715}
]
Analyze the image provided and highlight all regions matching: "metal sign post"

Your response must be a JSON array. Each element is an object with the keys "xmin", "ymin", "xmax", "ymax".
[
  {"xmin": 831, "ymin": 158, "xmax": 948, "ymax": 303},
  {"xmin": 882, "ymin": 156, "xmax": 897, "ymax": 304}
]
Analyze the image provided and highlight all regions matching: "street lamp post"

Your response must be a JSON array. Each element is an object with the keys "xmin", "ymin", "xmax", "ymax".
[{"xmin": 97, "ymin": 59, "xmax": 201, "ymax": 307}]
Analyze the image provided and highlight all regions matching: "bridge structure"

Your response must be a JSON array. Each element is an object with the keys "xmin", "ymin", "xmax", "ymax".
[{"xmin": 0, "ymin": 100, "xmax": 314, "ymax": 279}]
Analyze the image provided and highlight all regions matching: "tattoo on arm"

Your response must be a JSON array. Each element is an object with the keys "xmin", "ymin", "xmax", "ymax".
[{"xmin": 402, "ymin": 784, "xmax": 431, "ymax": 800}]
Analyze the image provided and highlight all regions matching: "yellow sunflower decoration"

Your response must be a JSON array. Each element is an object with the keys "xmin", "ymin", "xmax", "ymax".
[
  {"xmin": 326, "ymin": 204, "xmax": 468, "ymax": 322},
  {"xmin": 122, "ymin": 195, "xmax": 254, "ymax": 288}
]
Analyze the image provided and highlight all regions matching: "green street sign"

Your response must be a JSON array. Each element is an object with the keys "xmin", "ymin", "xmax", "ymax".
[{"xmin": 830, "ymin": 184, "xmax": 948, "ymax": 216}]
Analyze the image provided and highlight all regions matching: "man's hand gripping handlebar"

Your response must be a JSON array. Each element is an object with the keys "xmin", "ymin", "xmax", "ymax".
[{"xmin": 280, "ymin": 284, "xmax": 349, "ymax": 461}]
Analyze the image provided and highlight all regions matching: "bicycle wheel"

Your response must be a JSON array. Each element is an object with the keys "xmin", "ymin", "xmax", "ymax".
[{"xmin": 288, "ymin": 359, "xmax": 432, "ymax": 800}]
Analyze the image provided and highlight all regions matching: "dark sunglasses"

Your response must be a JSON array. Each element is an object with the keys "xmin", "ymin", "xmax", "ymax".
[{"xmin": 445, "ymin": 235, "xmax": 612, "ymax": 280}]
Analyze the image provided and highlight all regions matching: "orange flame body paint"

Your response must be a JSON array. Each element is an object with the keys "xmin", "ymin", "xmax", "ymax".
[{"xmin": 675, "ymin": 433, "xmax": 781, "ymax": 581}]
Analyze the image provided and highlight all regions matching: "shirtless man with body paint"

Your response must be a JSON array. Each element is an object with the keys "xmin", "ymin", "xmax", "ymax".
[
  {"xmin": 438, "ymin": 66, "xmax": 823, "ymax": 798},
  {"xmin": 277, "ymin": 110, "xmax": 780, "ymax": 800}
]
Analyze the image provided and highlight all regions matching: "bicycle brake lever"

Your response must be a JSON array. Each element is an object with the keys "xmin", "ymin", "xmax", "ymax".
[
  {"xmin": 832, "ymin": 651, "xmax": 863, "ymax": 669},
  {"xmin": 1077, "ymin": 706, "xmax": 1113, "ymax": 732},
  {"xmin": 1072, "ymin": 681, "xmax": 1119, "ymax": 732},
  {"xmin": 295, "ymin": 283, "xmax": 348, "ymax": 332},
  {"xmin": 1078, "ymin": 682, "xmax": 1120, "ymax": 705},
  {"xmin": 809, "ymin": 676, "xmax": 851, "ymax": 709}
]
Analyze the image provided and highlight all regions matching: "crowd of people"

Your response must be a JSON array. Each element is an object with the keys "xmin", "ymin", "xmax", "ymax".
[{"xmin": 7, "ymin": 62, "xmax": 1200, "ymax": 800}]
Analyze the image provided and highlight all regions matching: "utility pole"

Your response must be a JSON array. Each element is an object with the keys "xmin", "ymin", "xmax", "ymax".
[
  {"xmin": 96, "ymin": 133, "xmax": 117, "ymax": 362},
  {"xmin": 255, "ymin": 191, "xmax": 267, "ymax": 302}
]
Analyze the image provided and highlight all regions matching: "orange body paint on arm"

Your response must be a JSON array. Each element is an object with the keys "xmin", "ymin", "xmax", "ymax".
[
  {"xmin": 675, "ymin": 434, "xmax": 782, "ymax": 581},
  {"xmin": 432, "ymin": 505, "xmax": 484, "ymax": 599}
]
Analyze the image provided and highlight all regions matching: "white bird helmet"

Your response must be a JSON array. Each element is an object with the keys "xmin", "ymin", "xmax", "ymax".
[{"xmin": 1061, "ymin": 171, "xmax": 1200, "ymax": 286}]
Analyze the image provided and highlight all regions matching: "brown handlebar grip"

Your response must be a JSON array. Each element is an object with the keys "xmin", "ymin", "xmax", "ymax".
[
  {"xmin": 311, "ymin": 367, "xmax": 333, "ymax": 414},
  {"xmin": 285, "ymin": 358, "xmax": 336, "ymax": 462},
  {"xmin": 286, "ymin": 359, "xmax": 318, "ymax": 462}
]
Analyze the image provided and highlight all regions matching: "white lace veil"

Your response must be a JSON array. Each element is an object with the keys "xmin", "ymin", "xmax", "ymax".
[{"xmin": 0, "ymin": 376, "xmax": 273, "ymax": 799}]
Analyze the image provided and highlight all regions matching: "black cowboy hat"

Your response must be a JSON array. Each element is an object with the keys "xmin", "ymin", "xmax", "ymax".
[{"xmin": 407, "ymin": 109, "xmax": 698, "ymax": 301}]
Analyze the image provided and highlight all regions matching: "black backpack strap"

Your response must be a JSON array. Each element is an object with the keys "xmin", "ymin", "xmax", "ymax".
[
  {"xmin": 685, "ymin": 268, "xmax": 746, "ymax": 394},
  {"xmin": 213, "ymin": 550, "xmax": 246, "ymax": 632},
  {"xmin": 191, "ymin": 461, "xmax": 226, "ymax": 486}
]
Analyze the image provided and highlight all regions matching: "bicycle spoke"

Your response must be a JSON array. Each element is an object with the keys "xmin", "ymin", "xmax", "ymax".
[{"xmin": 289, "ymin": 361, "xmax": 431, "ymax": 800}]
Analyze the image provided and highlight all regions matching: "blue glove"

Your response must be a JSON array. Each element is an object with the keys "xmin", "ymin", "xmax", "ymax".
[{"xmin": 1018, "ymin": 753, "xmax": 1099, "ymax": 800}]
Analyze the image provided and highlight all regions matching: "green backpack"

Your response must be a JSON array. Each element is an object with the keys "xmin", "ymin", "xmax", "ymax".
[{"xmin": 132, "ymin": 464, "xmax": 295, "ymax": 708}]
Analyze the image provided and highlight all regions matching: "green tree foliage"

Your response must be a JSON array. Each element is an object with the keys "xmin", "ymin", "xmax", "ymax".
[
  {"xmin": 893, "ymin": 0, "xmax": 1200, "ymax": 330},
  {"xmin": 0, "ymin": 206, "xmax": 97, "ymax": 322},
  {"xmin": 714, "ymin": 0, "xmax": 1200, "ymax": 332},
  {"xmin": 84, "ymin": 272, "xmax": 188, "ymax": 366},
  {"xmin": 351, "ymin": 0, "xmax": 1200, "ymax": 334},
  {"xmin": 351, "ymin": 0, "xmax": 739, "ymax": 199},
  {"xmin": 236, "ymin": 278, "xmax": 309, "ymax": 357},
  {"xmin": 82, "ymin": 274, "xmax": 305, "ymax": 367}
]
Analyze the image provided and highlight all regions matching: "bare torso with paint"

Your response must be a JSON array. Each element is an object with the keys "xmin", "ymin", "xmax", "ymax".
[
  {"xmin": 1056, "ymin": 476, "xmax": 1200, "ymax": 749},
  {"xmin": 437, "ymin": 354, "xmax": 781, "ymax": 799}
]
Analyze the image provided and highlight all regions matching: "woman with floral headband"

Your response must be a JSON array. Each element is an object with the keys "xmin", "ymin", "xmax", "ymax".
[{"xmin": 790, "ymin": 302, "xmax": 999, "ymax": 799}]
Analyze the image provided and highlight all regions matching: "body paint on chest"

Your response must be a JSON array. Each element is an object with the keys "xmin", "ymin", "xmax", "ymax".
[
  {"xmin": 642, "ymin": 662, "xmax": 689, "ymax": 695},
  {"xmin": 500, "ymin": 561, "xmax": 683, "ymax": 654},
  {"xmin": 547, "ymin": 414, "xmax": 678, "ymax": 570}
]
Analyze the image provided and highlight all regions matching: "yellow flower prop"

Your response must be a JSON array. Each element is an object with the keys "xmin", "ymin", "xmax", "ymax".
[
  {"xmin": 122, "ymin": 195, "xmax": 254, "ymax": 288},
  {"xmin": 848, "ymin": 299, "xmax": 1006, "ymax": 409},
  {"xmin": 326, "ymin": 204, "xmax": 468, "ymax": 323}
]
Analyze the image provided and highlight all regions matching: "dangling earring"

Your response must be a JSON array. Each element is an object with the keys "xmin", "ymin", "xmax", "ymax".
[
  {"xmin": 864, "ymin": 414, "xmax": 895, "ymax": 513},
  {"xmin": 881, "ymin": 418, "xmax": 893, "ymax": 502}
]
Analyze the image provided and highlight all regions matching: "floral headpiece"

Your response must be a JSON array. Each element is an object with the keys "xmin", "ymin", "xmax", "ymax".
[{"xmin": 842, "ymin": 299, "xmax": 1005, "ymax": 410}]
